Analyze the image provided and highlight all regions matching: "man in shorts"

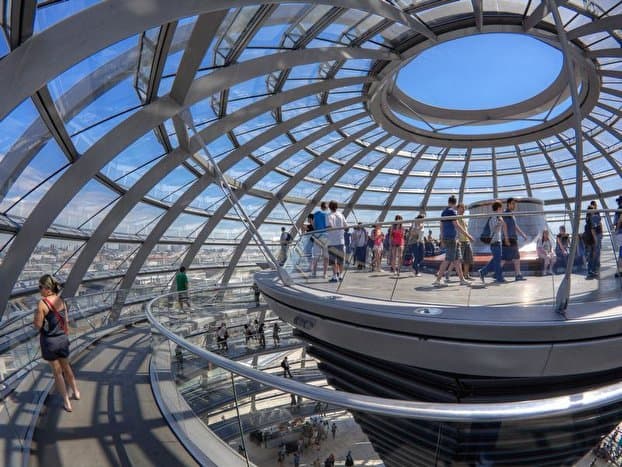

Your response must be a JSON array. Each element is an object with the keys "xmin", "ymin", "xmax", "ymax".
[
  {"xmin": 311, "ymin": 202, "xmax": 329, "ymax": 278},
  {"xmin": 326, "ymin": 200, "xmax": 348, "ymax": 282},
  {"xmin": 433, "ymin": 195, "xmax": 473, "ymax": 287},
  {"xmin": 501, "ymin": 197, "xmax": 528, "ymax": 281}
]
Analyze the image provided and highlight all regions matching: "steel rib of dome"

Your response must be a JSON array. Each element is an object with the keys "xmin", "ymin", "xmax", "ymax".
[{"xmin": 0, "ymin": 0, "xmax": 621, "ymax": 318}]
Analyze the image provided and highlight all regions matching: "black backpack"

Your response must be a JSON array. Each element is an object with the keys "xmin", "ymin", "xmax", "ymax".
[{"xmin": 480, "ymin": 217, "xmax": 492, "ymax": 244}]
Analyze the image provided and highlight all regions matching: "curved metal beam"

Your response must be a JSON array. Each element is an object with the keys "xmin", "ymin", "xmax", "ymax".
[
  {"xmin": 342, "ymin": 141, "xmax": 408, "ymax": 219},
  {"xmin": 63, "ymin": 89, "xmax": 366, "ymax": 297},
  {"xmin": 419, "ymin": 148, "xmax": 449, "ymax": 208},
  {"xmin": 219, "ymin": 126, "xmax": 386, "ymax": 284},
  {"xmin": 536, "ymin": 140, "xmax": 572, "ymax": 211},
  {"xmin": 514, "ymin": 145, "xmax": 534, "ymax": 198},
  {"xmin": 378, "ymin": 145, "xmax": 427, "ymax": 222},
  {"xmin": 546, "ymin": 0, "xmax": 585, "ymax": 313},
  {"xmin": 115, "ymin": 107, "xmax": 368, "ymax": 299},
  {"xmin": 0, "ymin": 0, "xmax": 410, "ymax": 121},
  {"xmin": 179, "ymin": 113, "xmax": 371, "ymax": 272},
  {"xmin": 458, "ymin": 148, "xmax": 472, "ymax": 204},
  {"xmin": 0, "ymin": 46, "xmax": 393, "ymax": 317},
  {"xmin": 0, "ymin": 49, "xmax": 138, "ymax": 200},
  {"xmin": 194, "ymin": 121, "xmax": 379, "ymax": 284}
]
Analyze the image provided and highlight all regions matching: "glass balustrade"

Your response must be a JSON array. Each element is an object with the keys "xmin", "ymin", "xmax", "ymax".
[
  {"xmin": 278, "ymin": 208, "xmax": 622, "ymax": 313},
  {"xmin": 146, "ymin": 283, "xmax": 622, "ymax": 466}
]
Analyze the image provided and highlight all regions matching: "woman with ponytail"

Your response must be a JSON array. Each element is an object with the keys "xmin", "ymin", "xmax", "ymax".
[{"xmin": 33, "ymin": 274, "xmax": 80, "ymax": 412}]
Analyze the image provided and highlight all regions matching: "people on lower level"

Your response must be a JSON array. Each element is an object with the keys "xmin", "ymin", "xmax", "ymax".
[{"xmin": 281, "ymin": 356, "xmax": 293, "ymax": 378}]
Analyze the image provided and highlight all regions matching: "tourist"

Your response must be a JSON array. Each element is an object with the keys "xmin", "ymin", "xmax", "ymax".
[
  {"xmin": 273, "ymin": 322, "xmax": 281, "ymax": 346},
  {"xmin": 390, "ymin": 215, "xmax": 405, "ymax": 277},
  {"xmin": 537, "ymin": 229, "xmax": 555, "ymax": 275},
  {"xmin": 478, "ymin": 201, "xmax": 508, "ymax": 284},
  {"xmin": 351, "ymin": 223, "xmax": 368, "ymax": 270},
  {"xmin": 278, "ymin": 227, "xmax": 292, "ymax": 266},
  {"xmin": 501, "ymin": 197, "xmax": 528, "ymax": 281},
  {"xmin": 175, "ymin": 266, "xmax": 190, "ymax": 310},
  {"xmin": 34, "ymin": 274, "xmax": 80, "ymax": 412},
  {"xmin": 456, "ymin": 203, "xmax": 474, "ymax": 280},
  {"xmin": 555, "ymin": 226, "xmax": 570, "ymax": 272},
  {"xmin": 433, "ymin": 195, "xmax": 473, "ymax": 287},
  {"xmin": 281, "ymin": 356, "xmax": 293, "ymax": 378},
  {"xmin": 408, "ymin": 213, "xmax": 425, "ymax": 276},
  {"xmin": 371, "ymin": 224, "xmax": 384, "ymax": 272},
  {"xmin": 312, "ymin": 202, "xmax": 329, "ymax": 278},
  {"xmin": 584, "ymin": 201, "xmax": 603, "ymax": 279},
  {"xmin": 326, "ymin": 200, "xmax": 348, "ymax": 282}
]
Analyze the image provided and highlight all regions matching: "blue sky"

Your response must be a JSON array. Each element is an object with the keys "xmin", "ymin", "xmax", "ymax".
[{"xmin": 396, "ymin": 33, "xmax": 564, "ymax": 110}]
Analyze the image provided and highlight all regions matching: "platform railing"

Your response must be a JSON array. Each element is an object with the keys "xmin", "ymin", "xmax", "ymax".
[
  {"xmin": 278, "ymin": 208, "xmax": 621, "ymax": 313},
  {"xmin": 146, "ymin": 284, "xmax": 622, "ymax": 465}
]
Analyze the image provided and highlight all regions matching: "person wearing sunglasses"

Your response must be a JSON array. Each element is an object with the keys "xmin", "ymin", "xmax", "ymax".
[{"xmin": 33, "ymin": 274, "xmax": 80, "ymax": 412}]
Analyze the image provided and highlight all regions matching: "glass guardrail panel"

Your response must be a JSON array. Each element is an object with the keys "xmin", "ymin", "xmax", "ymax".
[
  {"xmin": 277, "ymin": 209, "xmax": 622, "ymax": 314},
  {"xmin": 560, "ymin": 208, "xmax": 622, "ymax": 308}
]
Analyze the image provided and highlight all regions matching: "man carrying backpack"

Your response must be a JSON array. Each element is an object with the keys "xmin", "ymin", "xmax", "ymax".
[{"xmin": 478, "ymin": 200, "xmax": 509, "ymax": 284}]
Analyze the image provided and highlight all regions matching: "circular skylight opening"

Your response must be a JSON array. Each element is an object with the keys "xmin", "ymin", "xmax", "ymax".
[{"xmin": 395, "ymin": 33, "xmax": 563, "ymax": 110}]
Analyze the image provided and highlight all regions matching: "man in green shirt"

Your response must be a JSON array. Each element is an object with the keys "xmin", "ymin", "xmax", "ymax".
[{"xmin": 175, "ymin": 266, "xmax": 189, "ymax": 310}]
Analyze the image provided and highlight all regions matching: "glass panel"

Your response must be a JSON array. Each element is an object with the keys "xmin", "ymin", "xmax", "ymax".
[
  {"xmin": 163, "ymin": 213, "xmax": 206, "ymax": 239},
  {"xmin": 48, "ymin": 35, "xmax": 138, "ymax": 104},
  {"xmin": 17, "ymin": 238, "xmax": 85, "ymax": 286},
  {"xmin": 54, "ymin": 180, "xmax": 118, "ymax": 229},
  {"xmin": 87, "ymin": 242, "xmax": 139, "ymax": 277},
  {"xmin": 0, "ymin": 138, "xmax": 68, "ymax": 217},
  {"xmin": 0, "ymin": 99, "xmax": 40, "ymax": 166},
  {"xmin": 147, "ymin": 166, "xmax": 196, "ymax": 202},
  {"xmin": 114, "ymin": 203, "xmax": 165, "ymax": 235},
  {"xmin": 102, "ymin": 131, "xmax": 165, "ymax": 188},
  {"xmin": 34, "ymin": 0, "xmax": 101, "ymax": 32}
]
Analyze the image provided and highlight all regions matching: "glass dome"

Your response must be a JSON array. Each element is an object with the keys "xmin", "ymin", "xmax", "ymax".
[{"xmin": 0, "ymin": 0, "xmax": 620, "ymax": 316}]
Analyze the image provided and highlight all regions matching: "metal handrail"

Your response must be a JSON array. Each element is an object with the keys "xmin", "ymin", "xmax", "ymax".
[{"xmin": 146, "ymin": 286, "xmax": 622, "ymax": 422}]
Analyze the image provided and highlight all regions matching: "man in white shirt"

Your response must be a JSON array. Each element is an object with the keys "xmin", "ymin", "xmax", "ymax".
[{"xmin": 326, "ymin": 200, "xmax": 348, "ymax": 282}]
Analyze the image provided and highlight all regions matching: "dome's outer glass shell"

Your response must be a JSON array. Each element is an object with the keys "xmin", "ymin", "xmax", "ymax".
[{"xmin": 0, "ymin": 0, "xmax": 621, "ymax": 317}]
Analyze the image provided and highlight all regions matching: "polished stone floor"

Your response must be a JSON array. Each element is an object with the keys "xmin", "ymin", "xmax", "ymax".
[{"xmin": 244, "ymin": 411, "xmax": 384, "ymax": 467}]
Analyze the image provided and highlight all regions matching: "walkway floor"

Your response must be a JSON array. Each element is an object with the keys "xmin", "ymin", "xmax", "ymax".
[
  {"xmin": 29, "ymin": 325, "xmax": 197, "ymax": 467},
  {"xmin": 291, "ymin": 255, "xmax": 622, "ymax": 309}
]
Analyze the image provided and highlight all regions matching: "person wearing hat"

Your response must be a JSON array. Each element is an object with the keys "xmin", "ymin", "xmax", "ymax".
[{"xmin": 614, "ymin": 196, "xmax": 622, "ymax": 277}]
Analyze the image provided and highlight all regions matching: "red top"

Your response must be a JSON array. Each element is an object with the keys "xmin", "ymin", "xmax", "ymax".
[{"xmin": 391, "ymin": 226, "xmax": 404, "ymax": 247}]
